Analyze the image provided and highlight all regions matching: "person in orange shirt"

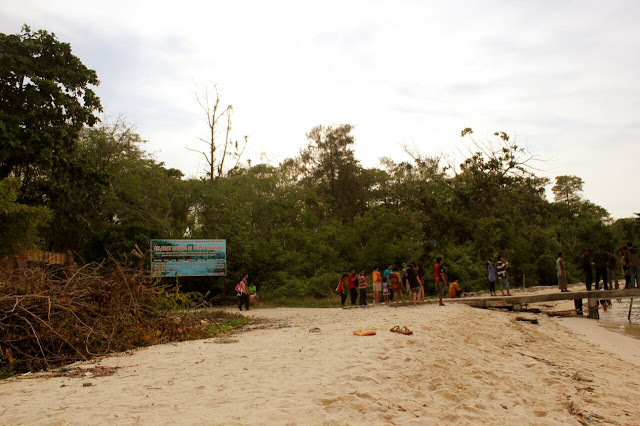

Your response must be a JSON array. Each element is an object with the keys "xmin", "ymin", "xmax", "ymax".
[
  {"xmin": 448, "ymin": 280, "xmax": 462, "ymax": 298},
  {"xmin": 389, "ymin": 268, "xmax": 404, "ymax": 305},
  {"xmin": 371, "ymin": 266, "xmax": 382, "ymax": 305}
]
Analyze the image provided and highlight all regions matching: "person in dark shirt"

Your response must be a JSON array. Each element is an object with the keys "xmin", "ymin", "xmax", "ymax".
[
  {"xmin": 404, "ymin": 262, "xmax": 421, "ymax": 307},
  {"xmin": 593, "ymin": 245, "xmax": 609, "ymax": 290},
  {"xmin": 581, "ymin": 249, "xmax": 594, "ymax": 291},
  {"xmin": 607, "ymin": 250, "xmax": 619, "ymax": 289}
]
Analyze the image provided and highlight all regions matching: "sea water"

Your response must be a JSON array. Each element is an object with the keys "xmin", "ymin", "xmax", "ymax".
[{"xmin": 598, "ymin": 297, "xmax": 640, "ymax": 340}]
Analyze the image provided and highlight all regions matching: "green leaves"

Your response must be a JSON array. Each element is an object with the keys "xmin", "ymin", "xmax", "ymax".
[
  {"xmin": 0, "ymin": 25, "xmax": 102, "ymax": 179},
  {"xmin": 0, "ymin": 178, "xmax": 51, "ymax": 256}
]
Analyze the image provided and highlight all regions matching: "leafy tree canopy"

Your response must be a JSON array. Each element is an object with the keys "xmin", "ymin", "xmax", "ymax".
[
  {"xmin": 0, "ymin": 25, "xmax": 102, "ymax": 180},
  {"xmin": 0, "ymin": 178, "xmax": 50, "ymax": 256}
]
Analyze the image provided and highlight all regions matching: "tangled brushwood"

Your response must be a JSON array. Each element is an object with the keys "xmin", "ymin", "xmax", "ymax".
[{"xmin": 0, "ymin": 261, "xmax": 248, "ymax": 376}]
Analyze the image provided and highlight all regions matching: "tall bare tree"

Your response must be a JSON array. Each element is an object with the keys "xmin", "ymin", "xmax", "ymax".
[{"xmin": 188, "ymin": 83, "xmax": 248, "ymax": 180}]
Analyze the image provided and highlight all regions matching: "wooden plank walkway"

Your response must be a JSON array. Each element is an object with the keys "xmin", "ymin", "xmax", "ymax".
[
  {"xmin": 444, "ymin": 288, "xmax": 640, "ymax": 319},
  {"xmin": 443, "ymin": 288, "xmax": 640, "ymax": 308},
  {"xmin": 342, "ymin": 288, "xmax": 640, "ymax": 319}
]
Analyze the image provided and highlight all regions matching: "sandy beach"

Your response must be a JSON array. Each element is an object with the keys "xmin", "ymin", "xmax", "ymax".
[{"xmin": 2, "ymin": 291, "xmax": 640, "ymax": 425}]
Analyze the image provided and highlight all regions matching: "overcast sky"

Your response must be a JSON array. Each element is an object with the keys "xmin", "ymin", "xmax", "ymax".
[{"xmin": 2, "ymin": 0, "xmax": 639, "ymax": 218}]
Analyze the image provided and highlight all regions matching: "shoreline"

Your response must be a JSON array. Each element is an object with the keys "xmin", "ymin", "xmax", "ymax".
[{"xmin": 1, "ymin": 300, "xmax": 639, "ymax": 424}]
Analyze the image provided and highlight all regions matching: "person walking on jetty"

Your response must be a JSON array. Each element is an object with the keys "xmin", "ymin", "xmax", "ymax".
[
  {"xmin": 236, "ymin": 274, "xmax": 250, "ymax": 311},
  {"xmin": 496, "ymin": 255, "xmax": 511, "ymax": 296},
  {"xmin": 336, "ymin": 274, "xmax": 347, "ymax": 307},
  {"xmin": 607, "ymin": 250, "xmax": 619, "ymax": 289},
  {"xmin": 371, "ymin": 266, "xmax": 382, "ymax": 305},
  {"xmin": 624, "ymin": 243, "xmax": 640, "ymax": 288},
  {"xmin": 348, "ymin": 269, "xmax": 358, "ymax": 306},
  {"xmin": 593, "ymin": 245, "xmax": 609, "ymax": 290},
  {"xmin": 582, "ymin": 249, "xmax": 594, "ymax": 291},
  {"xmin": 557, "ymin": 252, "xmax": 568, "ymax": 292},
  {"xmin": 487, "ymin": 260, "xmax": 497, "ymax": 296},
  {"xmin": 434, "ymin": 257, "xmax": 447, "ymax": 306},
  {"xmin": 358, "ymin": 269, "xmax": 368, "ymax": 306},
  {"xmin": 620, "ymin": 247, "xmax": 631, "ymax": 289}
]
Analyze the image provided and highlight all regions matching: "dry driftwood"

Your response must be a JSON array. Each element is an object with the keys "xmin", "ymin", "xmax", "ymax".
[{"xmin": 0, "ymin": 260, "xmax": 242, "ymax": 375}]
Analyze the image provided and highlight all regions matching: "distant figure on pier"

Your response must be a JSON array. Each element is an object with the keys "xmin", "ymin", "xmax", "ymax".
[
  {"xmin": 623, "ymin": 243, "xmax": 640, "ymax": 289},
  {"xmin": 620, "ymin": 247, "xmax": 631, "ymax": 289},
  {"xmin": 487, "ymin": 260, "xmax": 497, "ymax": 296},
  {"xmin": 496, "ymin": 255, "xmax": 511, "ymax": 296},
  {"xmin": 607, "ymin": 250, "xmax": 619, "ymax": 289},
  {"xmin": 557, "ymin": 252, "xmax": 568, "ymax": 292},
  {"xmin": 593, "ymin": 245, "xmax": 609, "ymax": 290},
  {"xmin": 581, "ymin": 249, "xmax": 594, "ymax": 291}
]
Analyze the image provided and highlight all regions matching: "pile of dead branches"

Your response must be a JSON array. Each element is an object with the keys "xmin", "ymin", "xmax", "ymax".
[{"xmin": 0, "ymin": 261, "xmax": 243, "ymax": 375}]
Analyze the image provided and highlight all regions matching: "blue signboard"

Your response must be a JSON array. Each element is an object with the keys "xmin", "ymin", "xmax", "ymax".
[{"xmin": 150, "ymin": 239, "xmax": 226, "ymax": 277}]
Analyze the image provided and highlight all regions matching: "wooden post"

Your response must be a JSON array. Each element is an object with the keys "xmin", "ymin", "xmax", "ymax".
[
  {"xmin": 574, "ymin": 298, "xmax": 583, "ymax": 315},
  {"xmin": 588, "ymin": 297, "xmax": 599, "ymax": 319},
  {"xmin": 629, "ymin": 298, "xmax": 634, "ymax": 321}
]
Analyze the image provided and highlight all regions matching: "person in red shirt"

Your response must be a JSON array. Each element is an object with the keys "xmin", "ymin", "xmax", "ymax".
[
  {"xmin": 348, "ymin": 269, "xmax": 358, "ymax": 306},
  {"xmin": 236, "ymin": 274, "xmax": 250, "ymax": 311},
  {"xmin": 434, "ymin": 257, "xmax": 447, "ymax": 306},
  {"xmin": 335, "ymin": 274, "xmax": 347, "ymax": 307}
]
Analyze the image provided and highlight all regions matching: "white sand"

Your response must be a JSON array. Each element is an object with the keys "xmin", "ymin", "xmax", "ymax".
[{"xmin": 1, "ymin": 301, "xmax": 640, "ymax": 425}]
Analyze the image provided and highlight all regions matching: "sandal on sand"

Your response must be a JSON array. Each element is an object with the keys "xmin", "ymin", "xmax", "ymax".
[
  {"xmin": 391, "ymin": 326, "xmax": 413, "ymax": 335},
  {"xmin": 353, "ymin": 330, "xmax": 376, "ymax": 336}
]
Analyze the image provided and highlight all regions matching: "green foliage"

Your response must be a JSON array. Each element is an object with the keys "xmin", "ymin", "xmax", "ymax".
[
  {"xmin": 0, "ymin": 178, "xmax": 50, "ymax": 256},
  {"xmin": 552, "ymin": 175, "xmax": 584, "ymax": 205},
  {"xmin": 0, "ymin": 25, "xmax": 627, "ymax": 305},
  {"xmin": 203, "ymin": 317, "xmax": 251, "ymax": 337},
  {"xmin": 0, "ymin": 25, "xmax": 101, "ymax": 179}
]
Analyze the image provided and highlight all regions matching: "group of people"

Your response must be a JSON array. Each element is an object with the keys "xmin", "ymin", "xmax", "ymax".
[
  {"xmin": 486, "ymin": 255, "xmax": 511, "ymax": 296},
  {"xmin": 335, "ymin": 259, "xmax": 457, "ymax": 308},
  {"xmin": 579, "ymin": 242, "xmax": 640, "ymax": 291},
  {"xmin": 238, "ymin": 242, "xmax": 640, "ymax": 313},
  {"xmin": 235, "ymin": 274, "xmax": 259, "ymax": 311}
]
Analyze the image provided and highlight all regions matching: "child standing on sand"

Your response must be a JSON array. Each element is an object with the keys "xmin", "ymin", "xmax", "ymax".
[{"xmin": 382, "ymin": 277, "xmax": 390, "ymax": 305}]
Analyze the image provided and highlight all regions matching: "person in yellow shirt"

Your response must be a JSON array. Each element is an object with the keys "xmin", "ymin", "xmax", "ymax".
[
  {"xmin": 448, "ymin": 280, "xmax": 462, "ymax": 298},
  {"xmin": 371, "ymin": 266, "xmax": 382, "ymax": 305}
]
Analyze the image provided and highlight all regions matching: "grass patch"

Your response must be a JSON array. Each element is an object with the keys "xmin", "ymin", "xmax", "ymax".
[
  {"xmin": 258, "ymin": 296, "xmax": 341, "ymax": 308},
  {"xmin": 203, "ymin": 316, "xmax": 252, "ymax": 337}
]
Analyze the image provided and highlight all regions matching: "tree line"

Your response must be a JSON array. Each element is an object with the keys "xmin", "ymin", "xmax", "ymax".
[{"xmin": 2, "ymin": 26, "xmax": 639, "ymax": 301}]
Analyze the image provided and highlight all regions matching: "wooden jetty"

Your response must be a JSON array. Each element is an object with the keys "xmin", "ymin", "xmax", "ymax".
[{"xmin": 444, "ymin": 288, "xmax": 640, "ymax": 319}]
